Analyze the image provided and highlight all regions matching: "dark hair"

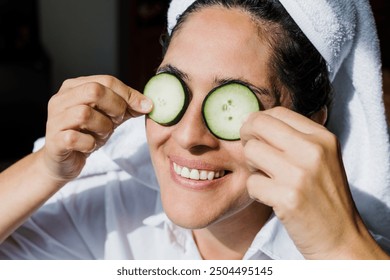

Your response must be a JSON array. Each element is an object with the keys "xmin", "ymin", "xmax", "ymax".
[{"xmin": 161, "ymin": 0, "xmax": 333, "ymax": 117}]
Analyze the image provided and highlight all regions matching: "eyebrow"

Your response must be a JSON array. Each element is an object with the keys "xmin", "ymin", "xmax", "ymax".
[
  {"xmin": 215, "ymin": 77, "xmax": 272, "ymax": 97},
  {"xmin": 157, "ymin": 64, "xmax": 189, "ymax": 83},
  {"xmin": 157, "ymin": 64, "xmax": 272, "ymax": 97}
]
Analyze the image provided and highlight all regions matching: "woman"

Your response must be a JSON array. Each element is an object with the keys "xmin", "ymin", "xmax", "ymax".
[{"xmin": 0, "ymin": 0, "xmax": 389, "ymax": 259}]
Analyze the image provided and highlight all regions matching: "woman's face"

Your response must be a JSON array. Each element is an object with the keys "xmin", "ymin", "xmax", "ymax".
[{"xmin": 146, "ymin": 6, "xmax": 277, "ymax": 229}]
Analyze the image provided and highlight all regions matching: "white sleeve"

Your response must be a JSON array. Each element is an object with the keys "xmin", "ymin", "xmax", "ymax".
[{"xmin": 0, "ymin": 174, "xmax": 108, "ymax": 260}]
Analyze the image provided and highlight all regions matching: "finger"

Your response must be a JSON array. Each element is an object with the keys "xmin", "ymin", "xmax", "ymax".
[
  {"xmin": 240, "ymin": 111, "xmax": 304, "ymax": 151},
  {"xmin": 50, "ymin": 83, "xmax": 129, "ymax": 124},
  {"xmin": 78, "ymin": 76, "xmax": 153, "ymax": 118},
  {"xmin": 48, "ymin": 105, "xmax": 114, "ymax": 139},
  {"xmin": 244, "ymin": 139, "xmax": 291, "ymax": 178},
  {"xmin": 263, "ymin": 107, "xmax": 327, "ymax": 134},
  {"xmin": 247, "ymin": 173, "xmax": 280, "ymax": 207},
  {"xmin": 60, "ymin": 75, "xmax": 153, "ymax": 117},
  {"xmin": 53, "ymin": 130, "xmax": 96, "ymax": 155}
]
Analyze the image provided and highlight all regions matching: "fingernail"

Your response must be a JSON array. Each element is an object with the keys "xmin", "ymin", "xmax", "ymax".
[{"xmin": 141, "ymin": 98, "xmax": 153, "ymax": 112}]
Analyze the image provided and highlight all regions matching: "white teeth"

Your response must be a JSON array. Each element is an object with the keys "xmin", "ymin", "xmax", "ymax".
[
  {"xmin": 207, "ymin": 171, "xmax": 215, "ymax": 181},
  {"xmin": 189, "ymin": 169, "xmax": 200, "ymax": 180},
  {"xmin": 181, "ymin": 167, "xmax": 190, "ymax": 178},
  {"xmin": 173, "ymin": 162, "xmax": 226, "ymax": 181},
  {"xmin": 200, "ymin": 170, "xmax": 208, "ymax": 180}
]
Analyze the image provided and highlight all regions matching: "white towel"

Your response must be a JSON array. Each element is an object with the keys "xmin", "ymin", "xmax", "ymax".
[{"xmin": 165, "ymin": 0, "xmax": 390, "ymax": 250}]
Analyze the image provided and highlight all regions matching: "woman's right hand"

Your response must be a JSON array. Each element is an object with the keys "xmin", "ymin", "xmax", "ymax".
[{"xmin": 41, "ymin": 75, "xmax": 153, "ymax": 183}]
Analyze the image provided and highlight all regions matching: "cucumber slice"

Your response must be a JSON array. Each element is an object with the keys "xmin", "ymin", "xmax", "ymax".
[
  {"xmin": 202, "ymin": 83, "xmax": 260, "ymax": 140},
  {"xmin": 143, "ymin": 73, "xmax": 188, "ymax": 126}
]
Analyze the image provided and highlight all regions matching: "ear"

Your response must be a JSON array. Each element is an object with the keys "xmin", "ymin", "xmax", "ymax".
[{"xmin": 310, "ymin": 106, "xmax": 328, "ymax": 125}]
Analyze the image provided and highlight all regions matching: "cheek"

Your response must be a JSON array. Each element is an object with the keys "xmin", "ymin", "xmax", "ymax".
[
  {"xmin": 146, "ymin": 119, "xmax": 170, "ymax": 186},
  {"xmin": 226, "ymin": 142, "xmax": 253, "ymax": 196},
  {"xmin": 146, "ymin": 118, "xmax": 171, "ymax": 150},
  {"xmin": 223, "ymin": 141, "xmax": 248, "ymax": 170}
]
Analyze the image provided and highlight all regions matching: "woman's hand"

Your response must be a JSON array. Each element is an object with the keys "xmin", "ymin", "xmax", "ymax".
[
  {"xmin": 0, "ymin": 75, "xmax": 152, "ymax": 242},
  {"xmin": 41, "ymin": 75, "xmax": 152, "ymax": 183},
  {"xmin": 241, "ymin": 107, "xmax": 387, "ymax": 259}
]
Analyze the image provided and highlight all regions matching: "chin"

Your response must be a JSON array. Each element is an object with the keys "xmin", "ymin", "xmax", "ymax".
[
  {"xmin": 167, "ymin": 208, "xmax": 216, "ymax": 229},
  {"xmin": 161, "ymin": 196, "xmax": 214, "ymax": 229},
  {"xmin": 161, "ymin": 192, "xmax": 253, "ymax": 230}
]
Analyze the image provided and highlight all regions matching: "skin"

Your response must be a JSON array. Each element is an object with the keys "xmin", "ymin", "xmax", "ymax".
[{"xmin": 0, "ymin": 5, "xmax": 388, "ymax": 260}]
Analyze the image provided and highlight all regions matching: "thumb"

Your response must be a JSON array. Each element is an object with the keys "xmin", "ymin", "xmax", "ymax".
[{"xmin": 124, "ymin": 87, "xmax": 153, "ymax": 118}]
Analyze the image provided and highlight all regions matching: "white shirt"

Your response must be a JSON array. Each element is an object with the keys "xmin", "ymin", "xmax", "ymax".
[
  {"xmin": 0, "ymin": 164, "xmax": 301, "ymax": 260},
  {"xmin": 0, "ymin": 117, "xmax": 364, "ymax": 260}
]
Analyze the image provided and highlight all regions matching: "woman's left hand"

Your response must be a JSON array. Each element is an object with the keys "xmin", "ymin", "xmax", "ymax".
[{"xmin": 241, "ymin": 107, "xmax": 387, "ymax": 259}]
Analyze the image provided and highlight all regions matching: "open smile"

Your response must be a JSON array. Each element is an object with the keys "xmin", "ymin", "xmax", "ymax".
[{"xmin": 173, "ymin": 162, "xmax": 226, "ymax": 181}]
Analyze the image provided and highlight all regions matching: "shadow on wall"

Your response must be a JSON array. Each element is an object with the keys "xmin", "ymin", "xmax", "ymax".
[{"xmin": 0, "ymin": 0, "xmax": 120, "ymax": 170}]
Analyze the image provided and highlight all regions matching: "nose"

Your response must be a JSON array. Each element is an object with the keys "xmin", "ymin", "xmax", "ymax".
[{"xmin": 172, "ymin": 99, "xmax": 219, "ymax": 153}]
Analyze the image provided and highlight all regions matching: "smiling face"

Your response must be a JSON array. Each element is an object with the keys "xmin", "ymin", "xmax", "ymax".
[{"xmin": 146, "ymin": 6, "xmax": 278, "ymax": 229}]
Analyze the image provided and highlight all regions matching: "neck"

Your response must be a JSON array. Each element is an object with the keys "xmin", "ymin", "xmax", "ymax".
[{"xmin": 192, "ymin": 202, "xmax": 272, "ymax": 260}]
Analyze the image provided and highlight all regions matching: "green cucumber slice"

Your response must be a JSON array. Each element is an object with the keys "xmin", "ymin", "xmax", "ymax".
[
  {"xmin": 202, "ymin": 83, "xmax": 260, "ymax": 140},
  {"xmin": 143, "ymin": 73, "xmax": 188, "ymax": 126}
]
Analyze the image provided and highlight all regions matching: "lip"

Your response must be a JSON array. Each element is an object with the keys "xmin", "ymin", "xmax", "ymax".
[
  {"xmin": 169, "ymin": 156, "xmax": 230, "ymax": 191},
  {"xmin": 169, "ymin": 155, "xmax": 226, "ymax": 171}
]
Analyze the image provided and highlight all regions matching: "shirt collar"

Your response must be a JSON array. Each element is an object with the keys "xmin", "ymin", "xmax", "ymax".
[
  {"xmin": 143, "ymin": 213, "xmax": 201, "ymax": 258},
  {"xmin": 144, "ymin": 212, "xmax": 304, "ymax": 260},
  {"xmin": 101, "ymin": 116, "xmax": 159, "ymax": 191},
  {"xmin": 245, "ymin": 214, "xmax": 304, "ymax": 260}
]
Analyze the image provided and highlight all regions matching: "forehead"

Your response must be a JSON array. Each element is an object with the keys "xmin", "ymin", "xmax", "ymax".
[{"xmin": 162, "ymin": 6, "xmax": 273, "ymax": 87}]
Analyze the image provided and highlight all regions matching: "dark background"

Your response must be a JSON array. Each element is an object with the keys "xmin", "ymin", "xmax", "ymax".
[{"xmin": 0, "ymin": 0, "xmax": 388, "ymax": 171}]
